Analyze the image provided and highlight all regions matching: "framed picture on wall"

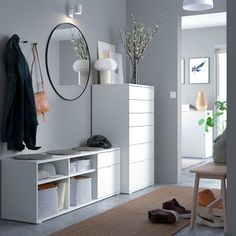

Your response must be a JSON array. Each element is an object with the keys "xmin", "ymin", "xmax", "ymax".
[
  {"xmin": 181, "ymin": 58, "xmax": 185, "ymax": 84},
  {"xmin": 189, "ymin": 57, "xmax": 209, "ymax": 84}
]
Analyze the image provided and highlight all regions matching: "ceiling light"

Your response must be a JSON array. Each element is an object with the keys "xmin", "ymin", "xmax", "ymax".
[
  {"xmin": 74, "ymin": 4, "xmax": 82, "ymax": 15},
  {"xmin": 183, "ymin": 0, "xmax": 214, "ymax": 11},
  {"xmin": 67, "ymin": 4, "xmax": 82, "ymax": 18}
]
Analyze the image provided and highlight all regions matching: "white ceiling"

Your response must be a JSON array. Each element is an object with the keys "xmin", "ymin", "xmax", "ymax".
[{"xmin": 181, "ymin": 12, "xmax": 227, "ymax": 30}]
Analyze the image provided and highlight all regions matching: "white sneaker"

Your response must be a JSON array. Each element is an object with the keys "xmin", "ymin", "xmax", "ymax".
[{"xmin": 196, "ymin": 215, "xmax": 224, "ymax": 228}]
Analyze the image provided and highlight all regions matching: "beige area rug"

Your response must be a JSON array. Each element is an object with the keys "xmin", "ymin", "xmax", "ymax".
[{"xmin": 51, "ymin": 185, "xmax": 194, "ymax": 236}]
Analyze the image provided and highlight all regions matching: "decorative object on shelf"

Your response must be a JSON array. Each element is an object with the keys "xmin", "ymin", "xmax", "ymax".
[
  {"xmin": 189, "ymin": 57, "xmax": 209, "ymax": 84},
  {"xmin": 87, "ymin": 135, "xmax": 112, "ymax": 149},
  {"xmin": 94, "ymin": 58, "xmax": 117, "ymax": 84},
  {"xmin": 198, "ymin": 100, "xmax": 227, "ymax": 164},
  {"xmin": 72, "ymin": 59, "xmax": 90, "ymax": 85},
  {"xmin": 71, "ymin": 36, "xmax": 88, "ymax": 60},
  {"xmin": 71, "ymin": 29, "xmax": 89, "ymax": 85},
  {"xmin": 97, "ymin": 41, "xmax": 124, "ymax": 84},
  {"xmin": 183, "ymin": 0, "xmax": 214, "ymax": 11},
  {"xmin": 119, "ymin": 14, "xmax": 161, "ymax": 84},
  {"xmin": 195, "ymin": 89, "xmax": 208, "ymax": 110}
]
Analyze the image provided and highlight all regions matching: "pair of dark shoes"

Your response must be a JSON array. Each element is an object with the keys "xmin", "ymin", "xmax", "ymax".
[
  {"xmin": 148, "ymin": 198, "xmax": 191, "ymax": 224},
  {"xmin": 162, "ymin": 198, "xmax": 191, "ymax": 219}
]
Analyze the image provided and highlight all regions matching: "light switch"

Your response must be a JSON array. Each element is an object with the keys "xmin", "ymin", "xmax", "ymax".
[{"xmin": 169, "ymin": 91, "xmax": 176, "ymax": 99}]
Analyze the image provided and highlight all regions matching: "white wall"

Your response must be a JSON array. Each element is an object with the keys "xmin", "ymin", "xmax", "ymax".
[{"xmin": 182, "ymin": 26, "xmax": 226, "ymax": 109}]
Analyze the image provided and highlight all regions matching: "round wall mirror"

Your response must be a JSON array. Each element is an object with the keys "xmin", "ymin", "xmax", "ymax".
[{"xmin": 46, "ymin": 23, "xmax": 91, "ymax": 100}]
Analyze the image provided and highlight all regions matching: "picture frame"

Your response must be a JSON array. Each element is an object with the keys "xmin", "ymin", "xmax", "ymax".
[
  {"xmin": 181, "ymin": 58, "xmax": 185, "ymax": 84},
  {"xmin": 189, "ymin": 57, "xmax": 209, "ymax": 84}
]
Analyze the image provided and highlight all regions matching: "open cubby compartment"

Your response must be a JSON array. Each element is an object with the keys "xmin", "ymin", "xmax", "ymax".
[
  {"xmin": 70, "ymin": 154, "xmax": 96, "ymax": 175},
  {"xmin": 69, "ymin": 173, "xmax": 95, "ymax": 207},
  {"xmin": 37, "ymin": 178, "xmax": 69, "ymax": 222},
  {"xmin": 38, "ymin": 159, "xmax": 69, "ymax": 179}
]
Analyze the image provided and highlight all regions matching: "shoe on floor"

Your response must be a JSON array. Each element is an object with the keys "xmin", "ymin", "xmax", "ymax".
[
  {"xmin": 198, "ymin": 189, "xmax": 216, "ymax": 207},
  {"xmin": 162, "ymin": 198, "xmax": 191, "ymax": 219},
  {"xmin": 196, "ymin": 215, "xmax": 224, "ymax": 228},
  {"xmin": 148, "ymin": 208, "xmax": 179, "ymax": 224}
]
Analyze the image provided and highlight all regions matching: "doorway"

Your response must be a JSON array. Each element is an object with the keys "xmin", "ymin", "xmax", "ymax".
[{"xmin": 180, "ymin": 12, "xmax": 227, "ymax": 186}]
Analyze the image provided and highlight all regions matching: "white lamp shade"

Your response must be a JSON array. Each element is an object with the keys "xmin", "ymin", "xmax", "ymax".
[
  {"xmin": 183, "ymin": 0, "xmax": 213, "ymax": 11},
  {"xmin": 73, "ymin": 59, "xmax": 89, "ymax": 72},
  {"xmin": 94, "ymin": 58, "xmax": 117, "ymax": 71}
]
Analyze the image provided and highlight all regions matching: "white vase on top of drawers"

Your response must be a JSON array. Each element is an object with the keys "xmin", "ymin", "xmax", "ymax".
[{"xmin": 92, "ymin": 84, "xmax": 155, "ymax": 193}]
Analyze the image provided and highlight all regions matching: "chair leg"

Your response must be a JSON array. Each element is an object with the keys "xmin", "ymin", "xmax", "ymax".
[
  {"xmin": 221, "ymin": 177, "xmax": 227, "ymax": 233},
  {"xmin": 190, "ymin": 174, "xmax": 200, "ymax": 229}
]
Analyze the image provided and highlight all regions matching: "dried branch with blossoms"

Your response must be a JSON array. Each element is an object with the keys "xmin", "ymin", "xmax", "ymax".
[
  {"xmin": 71, "ymin": 38, "xmax": 89, "ymax": 60},
  {"xmin": 119, "ymin": 14, "xmax": 161, "ymax": 66},
  {"xmin": 70, "ymin": 28, "xmax": 88, "ymax": 60}
]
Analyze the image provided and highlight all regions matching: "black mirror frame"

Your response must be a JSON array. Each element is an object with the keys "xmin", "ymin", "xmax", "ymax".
[{"xmin": 45, "ymin": 22, "xmax": 91, "ymax": 101}]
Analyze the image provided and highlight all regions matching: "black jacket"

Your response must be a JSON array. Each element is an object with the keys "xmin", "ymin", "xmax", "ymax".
[{"xmin": 1, "ymin": 34, "xmax": 40, "ymax": 151}]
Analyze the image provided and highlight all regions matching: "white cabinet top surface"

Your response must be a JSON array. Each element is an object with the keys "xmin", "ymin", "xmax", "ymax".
[
  {"xmin": 4, "ymin": 148, "xmax": 120, "ymax": 164},
  {"xmin": 182, "ymin": 110, "xmax": 212, "ymax": 113},
  {"xmin": 92, "ymin": 84, "xmax": 154, "ymax": 89}
]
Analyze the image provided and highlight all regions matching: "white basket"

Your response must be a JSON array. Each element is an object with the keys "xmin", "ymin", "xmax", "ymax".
[
  {"xmin": 70, "ymin": 176, "xmax": 92, "ymax": 206},
  {"xmin": 70, "ymin": 161, "xmax": 77, "ymax": 174},
  {"xmin": 38, "ymin": 186, "xmax": 58, "ymax": 219},
  {"xmin": 76, "ymin": 159, "xmax": 91, "ymax": 173}
]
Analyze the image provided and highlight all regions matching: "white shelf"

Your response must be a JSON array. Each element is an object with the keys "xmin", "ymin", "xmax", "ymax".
[
  {"xmin": 70, "ymin": 169, "xmax": 96, "ymax": 177},
  {"xmin": 37, "ymin": 175, "xmax": 68, "ymax": 185}
]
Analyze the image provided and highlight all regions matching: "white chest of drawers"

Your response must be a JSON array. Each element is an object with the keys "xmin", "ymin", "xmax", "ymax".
[{"xmin": 92, "ymin": 84, "xmax": 155, "ymax": 193}]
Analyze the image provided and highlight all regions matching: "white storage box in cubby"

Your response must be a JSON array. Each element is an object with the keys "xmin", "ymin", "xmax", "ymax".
[
  {"xmin": 70, "ymin": 176, "xmax": 92, "ymax": 206},
  {"xmin": 69, "ymin": 161, "xmax": 77, "ymax": 174},
  {"xmin": 38, "ymin": 184, "xmax": 58, "ymax": 219},
  {"xmin": 75, "ymin": 158, "xmax": 92, "ymax": 173}
]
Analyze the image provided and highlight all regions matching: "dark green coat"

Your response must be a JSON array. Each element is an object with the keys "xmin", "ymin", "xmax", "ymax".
[{"xmin": 1, "ymin": 34, "xmax": 40, "ymax": 151}]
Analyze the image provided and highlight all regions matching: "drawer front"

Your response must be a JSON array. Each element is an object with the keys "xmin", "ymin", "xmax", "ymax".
[
  {"xmin": 129, "ymin": 113, "xmax": 154, "ymax": 127},
  {"xmin": 97, "ymin": 164, "xmax": 120, "ymax": 199},
  {"xmin": 97, "ymin": 150, "xmax": 120, "ymax": 168},
  {"xmin": 129, "ymin": 86, "xmax": 154, "ymax": 100},
  {"xmin": 129, "ymin": 158, "xmax": 154, "ymax": 192},
  {"xmin": 129, "ymin": 86, "xmax": 142, "ymax": 100},
  {"xmin": 129, "ymin": 100, "xmax": 154, "ymax": 113},
  {"xmin": 129, "ymin": 142, "xmax": 154, "ymax": 163},
  {"xmin": 141, "ymin": 87, "xmax": 154, "ymax": 100},
  {"xmin": 129, "ymin": 126, "xmax": 154, "ymax": 145}
]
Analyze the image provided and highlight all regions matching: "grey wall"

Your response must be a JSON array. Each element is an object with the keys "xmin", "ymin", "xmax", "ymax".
[
  {"xmin": 227, "ymin": 0, "xmax": 236, "ymax": 234},
  {"xmin": 126, "ymin": 0, "xmax": 226, "ymax": 184},
  {"xmin": 181, "ymin": 27, "xmax": 226, "ymax": 110},
  {"xmin": 0, "ymin": 0, "xmax": 126, "ymax": 158}
]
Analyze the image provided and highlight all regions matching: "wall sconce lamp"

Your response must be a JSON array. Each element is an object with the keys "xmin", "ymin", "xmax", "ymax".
[
  {"xmin": 67, "ymin": 4, "xmax": 82, "ymax": 18},
  {"xmin": 183, "ymin": 0, "xmax": 214, "ymax": 11}
]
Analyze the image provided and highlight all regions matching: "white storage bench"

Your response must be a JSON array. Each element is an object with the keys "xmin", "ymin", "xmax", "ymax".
[{"xmin": 1, "ymin": 148, "xmax": 120, "ymax": 223}]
